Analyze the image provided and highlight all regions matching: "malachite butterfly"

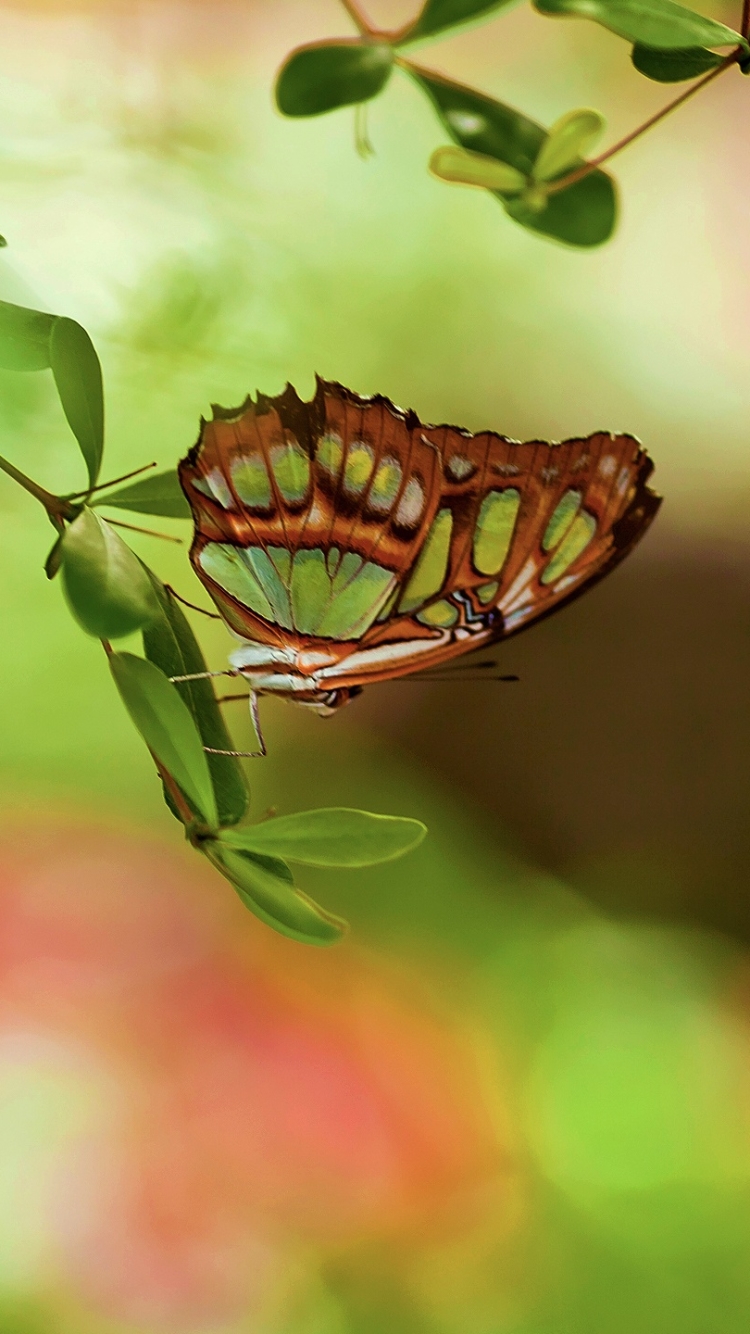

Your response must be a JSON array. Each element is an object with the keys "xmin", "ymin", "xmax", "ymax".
[{"xmin": 178, "ymin": 378, "xmax": 660, "ymax": 714}]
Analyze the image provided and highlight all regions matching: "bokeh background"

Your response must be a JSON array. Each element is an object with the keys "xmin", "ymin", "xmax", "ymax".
[{"xmin": 0, "ymin": 1, "xmax": 749, "ymax": 1329}]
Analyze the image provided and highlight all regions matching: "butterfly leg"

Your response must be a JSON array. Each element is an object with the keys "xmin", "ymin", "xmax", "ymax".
[{"xmin": 203, "ymin": 692, "xmax": 266, "ymax": 759}]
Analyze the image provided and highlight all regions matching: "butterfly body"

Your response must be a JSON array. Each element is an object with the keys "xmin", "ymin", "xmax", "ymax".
[{"xmin": 179, "ymin": 378, "xmax": 660, "ymax": 713}]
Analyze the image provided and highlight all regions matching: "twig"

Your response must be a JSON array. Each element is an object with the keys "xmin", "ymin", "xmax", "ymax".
[
  {"xmin": 339, "ymin": 0, "xmax": 374, "ymax": 36},
  {"xmin": 106, "ymin": 517, "xmax": 183, "ymax": 544},
  {"xmin": 545, "ymin": 49, "xmax": 740, "ymax": 196},
  {"xmin": 0, "ymin": 452, "xmax": 75, "ymax": 520},
  {"xmin": 65, "ymin": 462, "xmax": 157, "ymax": 500}
]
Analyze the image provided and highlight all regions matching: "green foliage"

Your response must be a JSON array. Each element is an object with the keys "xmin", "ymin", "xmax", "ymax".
[
  {"xmin": 218, "ymin": 808, "xmax": 427, "ymax": 867},
  {"xmin": 532, "ymin": 108, "xmax": 606, "ymax": 182},
  {"xmin": 276, "ymin": 40, "xmax": 394, "ymax": 116},
  {"xmin": 96, "ymin": 468, "xmax": 192, "ymax": 518},
  {"xmin": 413, "ymin": 69, "xmax": 617, "ymax": 246},
  {"xmin": 532, "ymin": 0, "xmax": 744, "ymax": 51},
  {"xmin": 429, "ymin": 144, "xmax": 527, "ymax": 191},
  {"xmin": 206, "ymin": 842, "xmax": 347, "ymax": 945},
  {"xmin": 631, "ymin": 43, "xmax": 724, "ymax": 79},
  {"xmin": 400, "ymin": 0, "xmax": 519, "ymax": 43},
  {"xmin": 49, "ymin": 317, "xmax": 104, "ymax": 488},
  {"xmin": 109, "ymin": 651, "xmax": 219, "ymax": 828},
  {"xmin": 0, "ymin": 300, "xmax": 55, "ymax": 372},
  {"xmin": 61, "ymin": 509, "xmax": 160, "ymax": 639},
  {"xmin": 142, "ymin": 573, "xmax": 249, "ymax": 827}
]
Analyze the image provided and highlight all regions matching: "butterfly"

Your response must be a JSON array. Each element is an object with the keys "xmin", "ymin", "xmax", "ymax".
[{"xmin": 177, "ymin": 377, "xmax": 660, "ymax": 715}]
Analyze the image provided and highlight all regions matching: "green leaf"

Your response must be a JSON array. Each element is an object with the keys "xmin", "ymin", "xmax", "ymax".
[
  {"xmin": 44, "ymin": 534, "xmax": 64, "ymax": 581},
  {"xmin": 206, "ymin": 842, "xmax": 346, "ymax": 946},
  {"xmin": 429, "ymin": 144, "xmax": 527, "ymax": 191},
  {"xmin": 533, "ymin": 107, "xmax": 605, "ymax": 181},
  {"xmin": 109, "ymin": 652, "xmax": 218, "ymax": 828},
  {"xmin": 631, "ymin": 42, "xmax": 723, "ymax": 78},
  {"xmin": 532, "ymin": 0, "xmax": 743, "ymax": 51},
  {"xmin": 142, "ymin": 573, "xmax": 249, "ymax": 827},
  {"xmin": 219, "ymin": 807, "xmax": 427, "ymax": 868},
  {"xmin": 94, "ymin": 469, "xmax": 192, "ymax": 519},
  {"xmin": 0, "ymin": 300, "xmax": 54, "ymax": 372},
  {"xmin": 61, "ymin": 509, "xmax": 160, "ymax": 639},
  {"xmin": 400, "ymin": 0, "xmax": 519, "ymax": 43},
  {"xmin": 49, "ymin": 317, "xmax": 104, "ymax": 487},
  {"xmin": 411, "ymin": 68, "xmax": 616, "ymax": 246},
  {"xmin": 276, "ymin": 40, "xmax": 394, "ymax": 116}
]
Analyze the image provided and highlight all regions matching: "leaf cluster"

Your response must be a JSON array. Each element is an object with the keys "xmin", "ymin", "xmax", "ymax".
[
  {"xmin": 275, "ymin": 0, "xmax": 749, "ymax": 247},
  {"xmin": 0, "ymin": 295, "xmax": 428, "ymax": 946}
]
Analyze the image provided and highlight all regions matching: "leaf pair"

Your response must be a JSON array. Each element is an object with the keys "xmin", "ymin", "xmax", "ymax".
[
  {"xmin": 533, "ymin": 0, "xmax": 747, "ymax": 83},
  {"xmin": 207, "ymin": 810, "xmax": 427, "ymax": 946},
  {"xmin": 0, "ymin": 300, "xmax": 104, "ymax": 487},
  {"xmin": 430, "ymin": 107, "xmax": 606, "ymax": 214}
]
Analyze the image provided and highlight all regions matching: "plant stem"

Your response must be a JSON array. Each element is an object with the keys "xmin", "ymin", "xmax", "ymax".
[
  {"xmin": 339, "ymin": 0, "xmax": 374, "ymax": 36},
  {"xmin": 545, "ymin": 50, "xmax": 740, "ymax": 196},
  {"xmin": 743, "ymin": 0, "xmax": 750, "ymax": 39},
  {"xmin": 0, "ymin": 451, "xmax": 75, "ymax": 520}
]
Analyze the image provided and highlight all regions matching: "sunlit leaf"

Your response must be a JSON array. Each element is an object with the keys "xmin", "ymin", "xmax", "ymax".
[
  {"xmin": 49, "ymin": 317, "xmax": 104, "ymax": 487},
  {"xmin": 631, "ymin": 42, "xmax": 723, "ymax": 78},
  {"xmin": 219, "ymin": 807, "xmax": 427, "ymax": 867},
  {"xmin": 109, "ymin": 651, "xmax": 218, "ymax": 828},
  {"xmin": 142, "ymin": 572, "xmax": 249, "ymax": 827},
  {"xmin": 411, "ymin": 68, "xmax": 617, "ymax": 246},
  {"xmin": 532, "ymin": 0, "xmax": 743, "ymax": 51},
  {"xmin": 206, "ymin": 842, "xmax": 347, "ymax": 945},
  {"xmin": 429, "ymin": 144, "xmax": 527, "ymax": 191},
  {"xmin": 276, "ymin": 40, "xmax": 394, "ymax": 117},
  {"xmin": 61, "ymin": 509, "xmax": 160, "ymax": 640},
  {"xmin": 0, "ymin": 300, "xmax": 54, "ymax": 372},
  {"xmin": 400, "ymin": 0, "xmax": 519, "ymax": 43},
  {"xmin": 533, "ymin": 107, "xmax": 605, "ymax": 181},
  {"xmin": 95, "ymin": 469, "xmax": 191, "ymax": 519}
]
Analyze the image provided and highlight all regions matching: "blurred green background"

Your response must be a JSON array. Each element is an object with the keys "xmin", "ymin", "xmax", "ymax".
[{"xmin": 0, "ymin": 1, "xmax": 749, "ymax": 1330}]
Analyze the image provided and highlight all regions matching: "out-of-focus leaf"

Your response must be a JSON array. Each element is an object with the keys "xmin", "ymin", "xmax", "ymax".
[
  {"xmin": 95, "ymin": 469, "xmax": 191, "ymax": 519},
  {"xmin": 631, "ymin": 42, "xmax": 724, "ymax": 78},
  {"xmin": 49, "ymin": 317, "xmax": 104, "ymax": 487},
  {"xmin": 0, "ymin": 300, "xmax": 54, "ymax": 372},
  {"xmin": 207, "ymin": 842, "xmax": 347, "ymax": 945},
  {"xmin": 142, "ymin": 573, "xmax": 249, "ymax": 827},
  {"xmin": 276, "ymin": 40, "xmax": 394, "ymax": 117},
  {"xmin": 400, "ymin": 0, "xmax": 519, "ymax": 43},
  {"xmin": 533, "ymin": 107, "xmax": 605, "ymax": 181},
  {"xmin": 109, "ymin": 651, "xmax": 218, "ymax": 828},
  {"xmin": 44, "ymin": 534, "xmax": 64, "ymax": 581},
  {"xmin": 429, "ymin": 144, "xmax": 527, "ymax": 191},
  {"xmin": 219, "ymin": 807, "xmax": 427, "ymax": 867},
  {"xmin": 412, "ymin": 68, "xmax": 617, "ymax": 246},
  {"xmin": 533, "ymin": 0, "xmax": 743, "ymax": 51},
  {"xmin": 61, "ymin": 509, "xmax": 159, "ymax": 639}
]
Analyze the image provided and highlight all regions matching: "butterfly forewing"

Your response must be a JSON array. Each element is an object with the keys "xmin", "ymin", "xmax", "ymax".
[{"xmin": 179, "ymin": 379, "xmax": 660, "ymax": 696}]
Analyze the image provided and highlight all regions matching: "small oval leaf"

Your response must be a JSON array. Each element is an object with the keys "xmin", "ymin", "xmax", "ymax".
[
  {"xmin": 533, "ymin": 107, "xmax": 606, "ymax": 182},
  {"xmin": 219, "ymin": 807, "xmax": 427, "ymax": 868},
  {"xmin": 631, "ymin": 42, "xmax": 723, "ymax": 78},
  {"xmin": 109, "ymin": 651, "xmax": 218, "ymax": 828},
  {"xmin": 207, "ymin": 843, "xmax": 347, "ymax": 946},
  {"xmin": 532, "ymin": 0, "xmax": 743, "ymax": 51},
  {"xmin": 429, "ymin": 144, "xmax": 527, "ymax": 191},
  {"xmin": 61, "ymin": 509, "xmax": 160, "ymax": 640},
  {"xmin": 276, "ymin": 40, "xmax": 394, "ymax": 117},
  {"xmin": 400, "ymin": 0, "xmax": 519, "ymax": 43},
  {"xmin": 0, "ymin": 299, "xmax": 54, "ymax": 372},
  {"xmin": 49, "ymin": 317, "xmax": 104, "ymax": 487},
  {"xmin": 412, "ymin": 69, "xmax": 617, "ymax": 246},
  {"xmin": 142, "ymin": 572, "xmax": 249, "ymax": 828},
  {"xmin": 95, "ymin": 469, "xmax": 192, "ymax": 519}
]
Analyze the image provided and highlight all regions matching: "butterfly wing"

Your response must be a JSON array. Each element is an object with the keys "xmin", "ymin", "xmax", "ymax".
[{"xmin": 179, "ymin": 380, "xmax": 660, "ymax": 694}]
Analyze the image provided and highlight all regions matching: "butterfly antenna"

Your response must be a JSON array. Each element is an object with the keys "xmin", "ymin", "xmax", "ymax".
[
  {"xmin": 65, "ymin": 461, "xmax": 157, "ymax": 499},
  {"xmin": 170, "ymin": 668, "xmax": 242, "ymax": 683},
  {"xmin": 164, "ymin": 585, "xmax": 222, "ymax": 619},
  {"xmin": 107, "ymin": 517, "xmax": 182, "ymax": 544}
]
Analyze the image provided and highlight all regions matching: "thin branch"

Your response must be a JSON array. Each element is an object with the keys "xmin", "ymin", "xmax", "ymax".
[
  {"xmin": 545, "ymin": 49, "xmax": 740, "ymax": 196},
  {"xmin": 743, "ymin": 0, "xmax": 750, "ymax": 39},
  {"xmin": 339, "ymin": 0, "xmax": 374, "ymax": 35},
  {"xmin": 0, "ymin": 452, "xmax": 75, "ymax": 520},
  {"xmin": 66, "ymin": 461, "xmax": 157, "ymax": 500},
  {"xmin": 163, "ymin": 585, "xmax": 221, "ymax": 619},
  {"xmin": 106, "ymin": 517, "xmax": 182, "ymax": 544}
]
